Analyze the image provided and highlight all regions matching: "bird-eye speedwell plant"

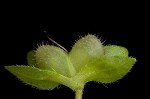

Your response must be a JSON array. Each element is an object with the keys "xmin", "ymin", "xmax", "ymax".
[{"xmin": 5, "ymin": 34, "xmax": 136, "ymax": 99}]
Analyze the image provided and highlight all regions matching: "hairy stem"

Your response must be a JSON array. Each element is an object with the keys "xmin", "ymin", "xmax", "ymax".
[{"xmin": 75, "ymin": 86, "xmax": 84, "ymax": 99}]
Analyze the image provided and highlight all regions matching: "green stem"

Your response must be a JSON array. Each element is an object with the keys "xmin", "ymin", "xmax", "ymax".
[{"xmin": 75, "ymin": 86, "xmax": 84, "ymax": 99}]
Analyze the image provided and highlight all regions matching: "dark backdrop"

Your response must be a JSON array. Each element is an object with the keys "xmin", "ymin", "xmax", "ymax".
[{"xmin": 0, "ymin": 9, "xmax": 148, "ymax": 99}]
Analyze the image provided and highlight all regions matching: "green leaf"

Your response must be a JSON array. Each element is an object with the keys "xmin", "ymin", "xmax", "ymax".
[
  {"xmin": 35, "ymin": 45, "xmax": 76, "ymax": 77},
  {"xmin": 27, "ymin": 50, "xmax": 36, "ymax": 66},
  {"xmin": 5, "ymin": 66, "xmax": 59, "ymax": 90},
  {"xmin": 74, "ymin": 56, "xmax": 136, "ymax": 83},
  {"xmin": 69, "ymin": 34, "xmax": 104, "ymax": 72},
  {"xmin": 104, "ymin": 45, "xmax": 129, "ymax": 57}
]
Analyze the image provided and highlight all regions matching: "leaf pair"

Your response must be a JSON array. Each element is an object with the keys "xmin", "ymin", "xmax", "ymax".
[{"xmin": 5, "ymin": 34, "xmax": 136, "ymax": 91}]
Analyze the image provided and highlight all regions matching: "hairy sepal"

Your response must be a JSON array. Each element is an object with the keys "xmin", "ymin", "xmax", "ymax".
[
  {"xmin": 27, "ymin": 50, "xmax": 37, "ymax": 66},
  {"xmin": 35, "ymin": 45, "xmax": 76, "ymax": 77},
  {"xmin": 69, "ymin": 34, "xmax": 104, "ymax": 72},
  {"xmin": 5, "ymin": 66, "xmax": 60, "ymax": 90},
  {"xmin": 104, "ymin": 45, "xmax": 129, "ymax": 57},
  {"xmin": 74, "ymin": 56, "xmax": 136, "ymax": 83}
]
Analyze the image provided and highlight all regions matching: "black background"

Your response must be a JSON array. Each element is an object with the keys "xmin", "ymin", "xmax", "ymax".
[{"xmin": 0, "ymin": 5, "xmax": 148, "ymax": 99}]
